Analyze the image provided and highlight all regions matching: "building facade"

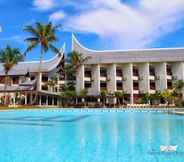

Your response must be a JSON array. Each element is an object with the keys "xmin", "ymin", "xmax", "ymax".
[
  {"xmin": 73, "ymin": 35, "xmax": 184, "ymax": 104},
  {"xmin": 0, "ymin": 46, "xmax": 65, "ymax": 106}
]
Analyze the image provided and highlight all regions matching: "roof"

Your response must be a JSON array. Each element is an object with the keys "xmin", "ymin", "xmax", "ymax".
[
  {"xmin": 0, "ymin": 44, "xmax": 65, "ymax": 76},
  {"xmin": 72, "ymin": 34, "xmax": 184, "ymax": 64},
  {"xmin": 0, "ymin": 85, "xmax": 35, "ymax": 92}
]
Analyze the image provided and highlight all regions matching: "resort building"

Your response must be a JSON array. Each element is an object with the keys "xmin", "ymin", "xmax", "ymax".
[
  {"xmin": 72, "ymin": 35, "xmax": 184, "ymax": 104},
  {"xmin": 0, "ymin": 46, "xmax": 65, "ymax": 106}
]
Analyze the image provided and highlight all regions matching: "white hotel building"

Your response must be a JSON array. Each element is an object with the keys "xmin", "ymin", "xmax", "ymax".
[{"xmin": 73, "ymin": 36, "xmax": 184, "ymax": 104}]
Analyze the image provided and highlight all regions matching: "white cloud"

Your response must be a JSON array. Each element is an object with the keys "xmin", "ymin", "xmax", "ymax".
[
  {"xmin": 63, "ymin": 0, "xmax": 184, "ymax": 49},
  {"xmin": 49, "ymin": 11, "xmax": 65, "ymax": 22},
  {"xmin": 0, "ymin": 26, "xmax": 2, "ymax": 32},
  {"xmin": 33, "ymin": 0, "xmax": 56, "ymax": 10}
]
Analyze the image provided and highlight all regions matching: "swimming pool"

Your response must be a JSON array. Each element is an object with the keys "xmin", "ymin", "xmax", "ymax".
[{"xmin": 0, "ymin": 109, "xmax": 183, "ymax": 162}]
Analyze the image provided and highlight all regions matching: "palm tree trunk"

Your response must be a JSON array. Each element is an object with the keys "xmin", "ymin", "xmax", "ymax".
[
  {"xmin": 4, "ymin": 72, "xmax": 8, "ymax": 105},
  {"xmin": 32, "ymin": 48, "xmax": 44, "ymax": 105}
]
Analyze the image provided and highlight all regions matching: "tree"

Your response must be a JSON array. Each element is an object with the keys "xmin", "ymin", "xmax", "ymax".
[
  {"xmin": 161, "ymin": 89, "xmax": 175, "ymax": 105},
  {"xmin": 114, "ymin": 91, "xmax": 124, "ymax": 105},
  {"xmin": 65, "ymin": 51, "xmax": 91, "ymax": 81},
  {"xmin": 79, "ymin": 89, "xmax": 88, "ymax": 103},
  {"xmin": 100, "ymin": 90, "xmax": 108, "ymax": 106},
  {"xmin": 141, "ymin": 93, "xmax": 150, "ymax": 104},
  {"xmin": 24, "ymin": 22, "xmax": 60, "ymax": 103},
  {"xmin": 60, "ymin": 84, "xmax": 77, "ymax": 106},
  {"xmin": 46, "ymin": 75, "xmax": 58, "ymax": 92},
  {"xmin": 150, "ymin": 91, "xmax": 162, "ymax": 105},
  {"xmin": 173, "ymin": 80, "xmax": 184, "ymax": 96},
  {"xmin": 0, "ymin": 46, "xmax": 24, "ymax": 104}
]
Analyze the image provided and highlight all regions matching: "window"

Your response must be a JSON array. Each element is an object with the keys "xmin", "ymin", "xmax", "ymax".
[
  {"xmin": 85, "ymin": 82, "xmax": 92, "ymax": 88},
  {"xmin": 12, "ymin": 77, "xmax": 19, "ymax": 84}
]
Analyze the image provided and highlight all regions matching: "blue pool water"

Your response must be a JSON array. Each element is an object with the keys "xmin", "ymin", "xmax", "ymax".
[{"xmin": 0, "ymin": 109, "xmax": 184, "ymax": 162}]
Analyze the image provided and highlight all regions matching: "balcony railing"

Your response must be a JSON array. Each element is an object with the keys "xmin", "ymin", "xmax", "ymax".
[{"xmin": 133, "ymin": 86, "xmax": 139, "ymax": 90}]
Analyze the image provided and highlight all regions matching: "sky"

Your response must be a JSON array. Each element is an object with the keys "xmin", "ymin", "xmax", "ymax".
[{"xmin": 0, "ymin": 0, "xmax": 184, "ymax": 61}]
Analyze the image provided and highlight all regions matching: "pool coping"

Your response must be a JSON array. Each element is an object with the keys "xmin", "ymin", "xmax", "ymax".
[{"xmin": 0, "ymin": 108, "xmax": 184, "ymax": 114}]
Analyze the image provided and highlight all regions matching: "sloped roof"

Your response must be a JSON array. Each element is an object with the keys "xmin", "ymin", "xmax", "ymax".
[
  {"xmin": 0, "ymin": 85, "xmax": 35, "ymax": 92},
  {"xmin": 0, "ymin": 44, "xmax": 65, "ymax": 76},
  {"xmin": 72, "ymin": 35, "xmax": 184, "ymax": 64}
]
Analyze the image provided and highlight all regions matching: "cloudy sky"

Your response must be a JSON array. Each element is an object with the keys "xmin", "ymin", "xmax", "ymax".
[{"xmin": 0, "ymin": 0, "xmax": 184, "ymax": 61}]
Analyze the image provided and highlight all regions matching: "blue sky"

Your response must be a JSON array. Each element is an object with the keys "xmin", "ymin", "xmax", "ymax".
[{"xmin": 0, "ymin": 0, "xmax": 184, "ymax": 61}]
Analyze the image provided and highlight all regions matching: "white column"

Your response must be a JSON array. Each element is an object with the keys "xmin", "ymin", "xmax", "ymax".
[
  {"xmin": 155, "ymin": 62, "xmax": 167, "ymax": 91},
  {"xmin": 91, "ymin": 64, "xmax": 100, "ymax": 96},
  {"xmin": 76, "ymin": 65, "xmax": 84, "ymax": 95},
  {"xmin": 39, "ymin": 95, "xmax": 42, "ymax": 106},
  {"xmin": 107, "ymin": 64, "xmax": 117, "ymax": 93},
  {"xmin": 37, "ymin": 73, "xmax": 42, "ymax": 91},
  {"xmin": 46, "ymin": 95, "xmax": 48, "ymax": 106},
  {"xmin": 123, "ymin": 63, "xmax": 133, "ymax": 104},
  {"xmin": 25, "ymin": 93, "xmax": 27, "ymax": 105},
  {"xmin": 139, "ymin": 63, "xmax": 149, "ymax": 93},
  {"xmin": 30, "ymin": 93, "xmax": 33, "ymax": 105},
  {"xmin": 107, "ymin": 64, "xmax": 117, "ymax": 104},
  {"xmin": 52, "ymin": 96, "xmax": 54, "ymax": 105}
]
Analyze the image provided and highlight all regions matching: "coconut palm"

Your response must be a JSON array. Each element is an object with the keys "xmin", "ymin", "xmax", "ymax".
[
  {"xmin": 24, "ymin": 22, "xmax": 60, "ymax": 103},
  {"xmin": 46, "ymin": 75, "xmax": 58, "ymax": 92},
  {"xmin": 67, "ymin": 51, "xmax": 91, "ymax": 70},
  {"xmin": 141, "ymin": 93, "xmax": 150, "ymax": 104},
  {"xmin": 114, "ymin": 91, "xmax": 124, "ymax": 105},
  {"xmin": 150, "ymin": 91, "xmax": 162, "ymax": 105},
  {"xmin": 80, "ymin": 88, "xmax": 88, "ymax": 103},
  {"xmin": 61, "ymin": 84, "xmax": 77, "ymax": 106},
  {"xmin": 0, "ymin": 46, "xmax": 24, "ymax": 104},
  {"xmin": 66, "ymin": 51, "xmax": 91, "ymax": 77},
  {"xmin": 100, "ymin": 90, "xmax": 108, "ymax": 106},
  {"xmin": 161, "ymin": 89, "xmax": 175, "ymax": 105},
  {"xmin": 173, "ymin": 80, "xmax": 184, "ymax": 95}
]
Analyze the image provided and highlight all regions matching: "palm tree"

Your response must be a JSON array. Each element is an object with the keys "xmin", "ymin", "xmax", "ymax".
[
  {"xmin": 0, "ymin": 46, "xmax": 24, "ymax": 104},
  {"xmin": 24, "ymin": 22, "xmax": 60, "ymax": 103},
  {"xmin": 80, "ymin": 88, "xmax": 88, "ymax": 103},
  {"xmin": 46, "ymin": 75, "xmax": 58, "ymax": 92},
  {"xmin": 100, "ymin": 90, "xmax": 108, "ymax": 106},
  {"xmin": 66, "ymin": 51, "xmax": 91, "ymax": 79},
  {"xmin": 150, "ymin": 91, "xmax": 162, "ymax": 105},
  {"xmin": 67, "ymin": 51, "xmax": 91, "ymax": 70},
  {"xmin": 61, "ymin": 84, "xmax": 77, "ymax": 106},
  {"xmin": 161, "ymin": 89, "xmax": 175, "ymax": 105},
  {"xmin": 114, "ymin": 91, "xmax": 124, "ymax": 105},
  {"xmin": 141, "ymin": 93, "xmax": 151, "ymax": 104},
  {"xmin": 173, "ymin": 80, "xmax": 184, "ymax": 96}
]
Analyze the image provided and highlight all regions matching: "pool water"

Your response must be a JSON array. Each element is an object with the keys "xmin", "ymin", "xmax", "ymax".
[{"xmin": 0, "ymin": 109, "xmax": 184, "ymax": 162}]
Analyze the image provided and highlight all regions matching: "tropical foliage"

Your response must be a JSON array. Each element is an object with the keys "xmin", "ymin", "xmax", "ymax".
[
  {"xmin": 0, "ymin": 46, "xmax": 24, "ymax": 104},
  {"xmin": 114, "ymin": 91, "xmax": 124, "ymax": 105},
  {"xmin": 24, "ymin": 22, "xmax": 60, "ymax": 103},
  {"xmin": 100, "ymin": 90, "xmax": 108, "ymax": 105}
]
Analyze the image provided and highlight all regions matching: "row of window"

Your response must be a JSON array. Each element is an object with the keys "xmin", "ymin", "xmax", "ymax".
[
  {"xmin": 84, "ymin": 80, "xmax": 173, "ymax": 91},
  {"xmin": 84, "ymin": 64, "xmax": 173, "ymax": 78}
]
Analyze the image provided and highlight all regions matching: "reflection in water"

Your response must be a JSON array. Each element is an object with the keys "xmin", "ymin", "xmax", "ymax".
[
  {"xmin": 0, "ymin": 111, "xmax": 183, "ymax": 162},
  {"xmin": 129, "ymin": 112, "xmax": 136, "ymax": 152}
]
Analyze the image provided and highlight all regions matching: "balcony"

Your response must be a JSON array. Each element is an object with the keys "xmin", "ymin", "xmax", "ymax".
[
  {"xmin": 100, "ymin": 82, "xmax": 107, "ymax": 91},
  {"xmin": 167, "ymin": 81, "xmax": 173, "ymax": 90},
  {"xmin": 167, "ymin": 64, "xmax": 172, "ymax": 76},
  {"xmin": 117, "ymin": 81, "xmax": 123, "ymax": 91},
  {"xmin": 133, "ymin": 80, "xmax": 139, "ymax": 94}
]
